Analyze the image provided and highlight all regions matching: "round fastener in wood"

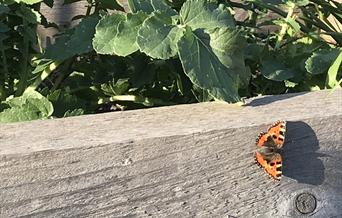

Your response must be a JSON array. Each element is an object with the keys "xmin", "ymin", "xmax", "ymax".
[{"xmin": 295, "ymin": 193, "xmax": 317, "ymax": 214}]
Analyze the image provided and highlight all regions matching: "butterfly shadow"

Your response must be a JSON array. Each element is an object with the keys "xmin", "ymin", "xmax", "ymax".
[{"xmin": 283, "ymin": 121, "xmax": 325, "ymax": 185}]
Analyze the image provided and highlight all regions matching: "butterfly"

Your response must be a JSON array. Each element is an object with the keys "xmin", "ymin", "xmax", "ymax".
[{"xmin": 255, "ymin": 120, "xmax": 286, "ymax": 180}]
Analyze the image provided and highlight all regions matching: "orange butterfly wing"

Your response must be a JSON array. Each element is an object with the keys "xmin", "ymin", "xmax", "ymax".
[
  {"xmin": 256, "ymin": 132, "xmax": 271, "ymax": 147},
  {"xmin": 255, "ymin": 151, "xmax": 282, "ymax": 180},
  {"xmin": 256, "ymin": 121, "xmax": 286, "ymax": 149}
]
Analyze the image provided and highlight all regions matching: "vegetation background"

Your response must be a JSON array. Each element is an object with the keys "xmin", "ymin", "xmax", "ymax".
[{"xmin": 0, "ymin": 0, "xmax": 341, "ymax": 123}]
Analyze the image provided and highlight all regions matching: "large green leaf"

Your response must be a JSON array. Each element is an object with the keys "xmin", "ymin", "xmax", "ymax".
[
  {"xmin": 180, "ymin": 0, "xmax": 234, "ymax": 30},
  {"xmin": 305, "ymin": 48, "xmax": 341, "ymax": 75},
  {"xmin": 261, "ymin": 57, "xmax": 296, "ymax": 81},
  {"xmin": 114, "ymin": 12, "xmax": 148, "ymax": 56},
  {"xmin": 45, "ymin": 16, "xmax": 99, "ymax": 61},
  {"xmin": 209, "ymin": 27, "xmax": 250, "ymax": 87},
  {"xmin": 128, "ymin": 0, "xmax": 154, "ymax": 13},
  {"xmin": 0, "ymin": 90, "xmax": 53, "ymax": 123},
  {"xmin": 92, "ymin": 14, "xmax": 125, "ymax": 55},
  {"xmin": 93, "ymin": 12, "xmax": 148, "ymax": 56},
  {"xmin": 137, "ymin": 12, "xmax": 184, "ymax": 59},
  {"xmin": 128, "ymin": 0, "xmax": 177, "ymax": 16},
  {"xmin": 150, "ymin": 0, "xmax": 178, "ymax": 16},
  {"xmin": 191, "ymin": 84, "xmax": 213, "ymax": 102},
  {"xmin": 177, "ymin": 27, "xmax": 240, "ymax": 102}
]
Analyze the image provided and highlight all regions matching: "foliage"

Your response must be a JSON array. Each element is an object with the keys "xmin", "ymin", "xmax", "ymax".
[
  {"xmin": 0, "ymin": 89, "xmax": 53, "ymax": 122},
  {"xmin": 0, "ymin": 0, "xmax": 341, "ymax": 123}
]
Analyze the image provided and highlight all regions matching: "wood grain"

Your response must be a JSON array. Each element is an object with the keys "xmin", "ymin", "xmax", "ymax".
[{"xmin": 0, "ymin": 89, "xmax": 341, "ymax": 217}]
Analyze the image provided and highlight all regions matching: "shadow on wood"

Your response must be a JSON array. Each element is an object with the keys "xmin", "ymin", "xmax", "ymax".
[
  {"xmin": 283, "ymin": 121, "xmax": 324, "ymax": 185},
  {"xmin": 246, "ymin": 92, "xmax": 307, "ymax": 107}
]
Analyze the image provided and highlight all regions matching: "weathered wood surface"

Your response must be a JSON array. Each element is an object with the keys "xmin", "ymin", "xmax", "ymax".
[{"xmin": 0, "ymin": 89, "xmax": 342, "ymax": 217}]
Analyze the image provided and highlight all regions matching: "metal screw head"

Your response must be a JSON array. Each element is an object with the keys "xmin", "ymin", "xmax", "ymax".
[{"xmin": 295, "ymin": 193, "xmax": 317, "ymax": 214}]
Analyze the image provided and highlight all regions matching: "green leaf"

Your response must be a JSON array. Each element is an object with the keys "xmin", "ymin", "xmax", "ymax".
[
  {"xmin": 97, "ymin": 0, "xmax": 125, "ymax": 10},
  {"xmin": 0, "ymin": 5, "xmax": 10, "ymax": 14},
  {"xmin": 137, "ymin": 12, "xmax": 184, "ymax": 59},
  {"xmin": 92, "ymin": 14, "xmax": 126, "ymax": 55},
  {"xmin": 0, "ymin": 90, "xmax": 53, "ymax": 123},
  {"xmin": 0, "ymin": 33, "xmax": 9, "ymax": 42},
  {"xmin": 64, "ymin": 108, "xmax": 84, "ymax": 117},
  {"xmin": 47, "ymin": 89, "xmax": 86, "ymax": 118},
  {"xmin": 150, "ymin": 0, "xmax": 178, "ymax": 16},
  {"xmin": 32, "ymin": 59, "xmax": 54, "ymax": 74},
  {"xmin": 285, "ymin": 0, "xmax": 309, "ymax": 7},
  {"xmin": 305, "ymin": 48, "xmax": 341, "ymax": 75},
  {"xmin": 16, "ymin": 5, "xmax": 41, "ymax": 24},
  {"xmin": 93, "ymin": 12, "xmax": 148, "ymax": 56},
  {"xmin": 45, "ymin": 16, "xmax": 99, "ymax": 61},
  {"xmin": 0, "ymin": 23, "xmax": 10, "ymax": 33},
  {"xmin": 128, "ymin": 0, "xmax": 177, "ymax": 16},
  {"xmin": 326, "ymin": 50, "xmax": 342, "ymax": 89},
  {"xmin": 287, "ymin": 17, "xmax": 300, "ymax": 33},
  {"xmin": 284, "ymin": 80, "xmax": 297, "ymax": 88},
  {"xmin": 180, "ymin": 0, "xmax": 234, "ymax": 30},
  {"xmin": 43, "ymin": 0, "xmax": 54, "ymax": 7},
  {"xmin": 101, "ymin": 78, "xmax": 130, "ymax": 96},
  {"xmin": 114, "ymin": 12, "xmax": 148, "ymax": 56},
  {"xmin": 245, "ymin": 43, "xmax": 266, "ymax": 62},
  {"xmin": 261, "ymin": 57, "xmax": 296, "ymax": 81},
  {"xmin": 14, "ymin": 0, "xmax": 43, "ymax": 5},
  {"xmin": 250, "ymin": 0, "xmax": 282, "ymax": 3},
  {"xmin": 127, "ymin": 54, "xmax": 157, "ymax": 87},
  {"xmin": 168, "ymin": 0, "xmax": 187, "ymax": 8},
  {"xmin": 128, "ymin": 0, "xmax": 154, "ymax": 13},
  {"xmin": 191, "ymin": 84, "xmax": 213, "ymax": 102},
  {"xmin": 177, "ymin": 27, "xmax": 240, "ymax": 102},
  {"xmin": 208, "ymin": 27, "xmax": 250, "ymax": 88}
]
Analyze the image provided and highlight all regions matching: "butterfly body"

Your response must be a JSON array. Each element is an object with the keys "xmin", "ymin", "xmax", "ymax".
[{"xmin": 255, "ymin": 121, "xmax": 286, "ymax": 180}]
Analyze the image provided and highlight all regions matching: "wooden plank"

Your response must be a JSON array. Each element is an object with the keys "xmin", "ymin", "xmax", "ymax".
[{"xmin": 0, "ymin": 89, "xmax": 341, "ymax": 217}]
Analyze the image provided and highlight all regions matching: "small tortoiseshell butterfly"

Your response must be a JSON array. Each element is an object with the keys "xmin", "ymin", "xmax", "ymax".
[{"xmin": 255, "ymin": 120, "xmax": 286, "ymax": 180}]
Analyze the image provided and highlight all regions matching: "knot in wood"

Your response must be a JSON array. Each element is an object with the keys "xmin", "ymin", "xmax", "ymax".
[{"xmin": 295, "ymin": 193, "xmax": 316, "ymax": 214}]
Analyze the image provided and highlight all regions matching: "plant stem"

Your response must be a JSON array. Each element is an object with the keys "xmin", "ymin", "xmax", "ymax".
[
  {"xmin": 86, "ymin": 0, "xmax": 93, "ymax": 16},
  {"xmin": 253, "ymin": 1, "xmax": 287, "ymax": 17},
  {"xmin": 98, "ymin": 95, "xmax": 175, "ymax": 106},
  {"xmin": 50, "ymin": 58, "xmax": 74, "ymax": 92},
  {"xmin": 310, "ymin": 0, "xmax": 342, "ymax": 23},
  {"xmin": 275, "ymin": 3, "xmax": 295, "ymax": 50},
  {"xmin": 300, "ymin": 7, "xmax": 341, "ymax": 45},
  {"xmin": 26, "ymin": 61, "xmax": 61, "ymax": 92}
]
